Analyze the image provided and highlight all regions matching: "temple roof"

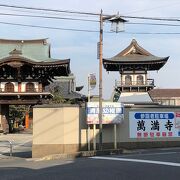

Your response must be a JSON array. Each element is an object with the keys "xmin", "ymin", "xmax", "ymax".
[
  {"xmin": 46, "ymin": 78, "xmax": 86, "ymax": 101},
  {"xmin": 0, "ymin": 54, "xmax": 70, "ymax": 68},
  {"xmin": 103, "ymin": 39, "xmax": 169, "ymax": 71},
  {"xmin": 0, "ymin": 39, "xmax": 71, "ymax": 83},
  {"xmin": 0, "ymin": 38, "xmax": 50, "ymax": 61},
  {"xmin": 0, "ymin": 38, "xmax": 70, "ymax": 76}
]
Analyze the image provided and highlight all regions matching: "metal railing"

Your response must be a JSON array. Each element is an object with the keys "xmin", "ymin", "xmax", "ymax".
[
  {"xmin": 0, "ymin": 140, "xmax": 13, "ymax": 157},
  {"xmin": 115, "ymin": 79, "xmax": 154, "ymax": 87}
]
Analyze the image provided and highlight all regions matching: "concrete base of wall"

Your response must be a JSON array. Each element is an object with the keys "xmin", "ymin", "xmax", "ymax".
[
  {"xmin": 32, "ymin": 144, "xmax": 80, "ymax": 158},
  {"xmin": 33, "ymin": 141, "xmax": 180, "ymax": 158},
  {"xmin": 119, "ymin": 141, "xmax": 180, "ymax": 150}
]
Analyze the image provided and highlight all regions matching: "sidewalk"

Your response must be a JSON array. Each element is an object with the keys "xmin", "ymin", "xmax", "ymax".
[{"xmin": 0, "ymin": 131, "xmax": 32, "ymax": 159}]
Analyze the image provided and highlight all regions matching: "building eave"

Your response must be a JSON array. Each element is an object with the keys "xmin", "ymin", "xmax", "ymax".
[{"xmin": 103, "ymin": 57, "xmax": 169, "ymax": 71}]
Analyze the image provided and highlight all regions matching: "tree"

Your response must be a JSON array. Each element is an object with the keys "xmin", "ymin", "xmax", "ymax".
[{"xmin": 48, "ymin": 85, "xmax": 66, "ymax": 104}]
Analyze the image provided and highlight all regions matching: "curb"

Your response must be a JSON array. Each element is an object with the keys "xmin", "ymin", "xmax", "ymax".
[{"xmin": 38, "ymin": 149, "xmax": 124, "ymax": 161}]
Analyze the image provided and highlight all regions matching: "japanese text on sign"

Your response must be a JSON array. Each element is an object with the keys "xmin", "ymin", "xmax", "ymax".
[
  {"xmin": 129, "ymin": 112, "xmax": 180, "ymax": 138},
  {"xmin": 86, "ymin": 102, "xmax": 124, "ymax": 124}
]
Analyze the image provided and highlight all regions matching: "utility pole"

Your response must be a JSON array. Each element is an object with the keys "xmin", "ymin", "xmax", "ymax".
[
  {"xmin": 98, "ymin": 10, "xmax": 126, "ymax": 150},
  {"xmin": 99, "ymin": 9, "xmax": 103, "ymax": 150}
]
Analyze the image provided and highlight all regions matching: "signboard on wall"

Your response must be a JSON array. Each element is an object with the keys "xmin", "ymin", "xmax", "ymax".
[
  {"xmin": 86, "ymin": 102, "xmax": 124, "ymax": 124},
  {"xmin": 129, "ymin": 112, "xmax": 180, "ymax": 138}
]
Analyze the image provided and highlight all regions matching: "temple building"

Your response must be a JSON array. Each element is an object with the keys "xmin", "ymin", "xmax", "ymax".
[
  {"xmin": 0, "ymin": 38, "xmax": 70, "ymax": 132},
  {"xmin": 46, "ymin": 73, "xmax": 86, "ymax": 104},
  {"xmin": 103, "ymin": 39, "xmax": 169, "ymax": 103}
]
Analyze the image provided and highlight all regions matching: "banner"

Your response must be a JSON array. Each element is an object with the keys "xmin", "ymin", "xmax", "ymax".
[
  {"xmin": 86, "ymin": 102, "xmax": 124, "ymax": 124},
  {"xmin": 129, "ymin": 112, "xmax": 180, "ymax": 138},
  {"xmin": 89, "ymin": 73, "xmax": 96, "ymax": 90}
]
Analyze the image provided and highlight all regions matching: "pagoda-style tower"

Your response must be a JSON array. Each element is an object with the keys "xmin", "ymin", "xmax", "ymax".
[{"xmin": 103, "ymin": 39, "xmax": 169, "ymax": 102}]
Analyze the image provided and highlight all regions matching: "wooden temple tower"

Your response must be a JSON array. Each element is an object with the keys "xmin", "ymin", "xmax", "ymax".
[
  {"xmin": 0, "ymin": 38, "xmax": 70, "ymax": 132},
  {"xmin": 103, "ymin": 39, "xmax": 169, "ymax": 102}
]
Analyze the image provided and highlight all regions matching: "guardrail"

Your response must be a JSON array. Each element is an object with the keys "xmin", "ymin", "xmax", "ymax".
[{"xmin": 0, "ymin": 140, "xmax": 13, "ymax": 157}]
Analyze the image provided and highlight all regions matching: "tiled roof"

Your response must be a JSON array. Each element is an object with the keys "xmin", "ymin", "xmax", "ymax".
[
  {"xmin": 0, "ymin": 38, "xmax": 50, "ymax": 61},
  {"xmin": 46, "ymin": 81, "xmax": 86, "ymax": 100},
  {"xmin": 104, "ymin": 54, "xmax": 168, "ymax": 62},
  {"xmin": 149, "ymin": 89, "xmax": 180, "ymax": 98},
  {"xmin": 103, "ymin": 39, "xmax": 169, "ymax": 71},
  {"xmin": 0, "ymin": 55, "xmax": 70, "ymax": 66}
]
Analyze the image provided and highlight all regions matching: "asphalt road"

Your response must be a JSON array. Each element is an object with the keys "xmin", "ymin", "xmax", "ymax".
[{"xmin": 1, "ymin": 147, "xmax": 180, "ymax": 180}]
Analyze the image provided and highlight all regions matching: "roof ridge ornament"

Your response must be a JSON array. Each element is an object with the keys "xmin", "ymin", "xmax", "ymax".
[
  {"xmin": 9, "ymin": 48, "xmax": 22, "ymax": 56},
  {"xmin": 132, "ymin": 39, "xmax": 137, "ymax": 44}
]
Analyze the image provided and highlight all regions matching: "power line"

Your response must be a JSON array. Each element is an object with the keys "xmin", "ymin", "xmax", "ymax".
[
  {"xmin": 1, "ymin": 3, "xmax": 180, "ymax": 22},
  {"xmin": 0, "ymin": 21, "xmax": 99, "ymax": 33},
  {"xmin": 2, "ymin": 11, "xmax": 180, "ymax": 24},
  {"xmin": 1, "ymin": 12, "xmax": 180, "ymax": 27},
  {"xmin": 0, "ymin": 12, "xmax": 99, "ymax": 22},
  {"xmin": 125, "ymin": 32, "xmax": 180, "ymax": 34},
  {"xmin": 123, "ymin": 1, "xmax": 180, "ymax": 15},
  {"xmin": 1, "ymin": 11, "xmax": 180, "ymax": 25},
  {"xmin": 127, "ymin": 22, "xmax": 180, "ymax": 27},
  {"xmin": 122, "ymin": 15, "xmax": 180, "ymax": 22},
  {"xmin": 0, "ymin": 4, "xmax": 100, "ymax": 16},
  {"xmin": 0, "ymin": 6, "xmax": 94, "ymax": 18},
  {"xmin": 1, "ymin": 21, "xmax": 180, "ymax": 35}
]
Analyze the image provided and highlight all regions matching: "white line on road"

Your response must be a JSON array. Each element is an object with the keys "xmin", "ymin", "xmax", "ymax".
[
  {"xmin": 90, "ymin": 156, "xmax": 180, "ymax": 167},
  {"xmin": 120, "ymin": 151, "xmax": 178, "ymax": 157}
]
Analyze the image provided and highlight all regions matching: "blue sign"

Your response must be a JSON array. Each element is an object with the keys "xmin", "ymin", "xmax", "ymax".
[{"xmin": 134, "ymin": 113, "xmax": 174, "ymax": 120}]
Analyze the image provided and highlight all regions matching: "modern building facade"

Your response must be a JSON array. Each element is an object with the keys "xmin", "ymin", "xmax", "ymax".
[{"xmin": 149, "ymin": 89, "xmax": 180, "ymax": 106}]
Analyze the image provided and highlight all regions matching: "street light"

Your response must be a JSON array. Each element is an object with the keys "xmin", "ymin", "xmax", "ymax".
[{"xmin": 98, "ymin": 10, "xmax": 126, "ymax": 150}]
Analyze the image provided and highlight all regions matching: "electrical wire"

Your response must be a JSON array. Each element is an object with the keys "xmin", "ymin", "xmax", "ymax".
[
  {"xmin": 1, "ymin": 12, "xmax": 180, "ymax": 27},
  {"xmin": 121, "ymin": 15, "xmax": 180, "ymax": 22},
  {"xmin": 1, "ymin": 21, "xmax": 180, "ymax": 35},
  {"xmin": 0, "ymin": 21, "xmax": 99, "ymax": 33},
  {"xmin": 127, "ymin": 22, "xmax": 180, "ymax": 27},
  {"xmin": 2, "ymin": 3, "xmax": 180, "ymax": 22},
  {"xmin": 0, "ymin": 4, "xmax": 180, "ymax": 35},
  {"xmin": 125, "ymin": 32, "xmax": 180, "ymax": 34},
  {"xmin": 0, "ymin": 12, "xmax": 99, "ymax": 22},
  {"xmin": 0, "ymin": 4, "xmax": 100, "ymax": 16},
  {"xmin": 0, "ymin": 6, "xmax": 93, "ymax": 18},
  {"xmin": 123, "ymin": 1, "xmax": 180, "ymax": 15},
  {"xmin": 1, "ymin": 12, "xmax": 180, "ymax": 26}
]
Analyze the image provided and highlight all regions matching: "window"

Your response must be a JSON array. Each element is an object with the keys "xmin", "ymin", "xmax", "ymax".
[
  {"xmin": 155, "ymin": 99, "xmax": 176, "ymax": 106},
  {"xmin": 161, "ymin": 99, "xmax": 169, "ymax": 105},
  {"xmin": 125, "ymin": 75, "xmax": 132, "ymax": 85},
  {"xmin": 169, "ymin": 99, "xmax": 176, "ymax": 105},
  {"xmin": 26, "ymin": 83, "xmax": 35, "ymax": 92},
  {"xmin": 5, "ymin": 82, "xmax": 14, "ymax": 92},
  {"xmin": 137, "ymin": 75, "xmax": 144, "ymax": 85}
]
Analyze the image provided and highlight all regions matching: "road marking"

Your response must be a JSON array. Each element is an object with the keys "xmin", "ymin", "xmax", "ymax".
[
  {"xmin": 90, "ymin": 156, "xmax": 180, "ymax": 167},
  {"xmin": 121, "ymin": 151, "xmax": 178, "ymax": 157}
]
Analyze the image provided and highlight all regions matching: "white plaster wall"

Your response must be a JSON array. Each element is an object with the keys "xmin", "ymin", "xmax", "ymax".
[
  {"xmin": 14, "ymin": 82, "xmax": 18, "ymax": 92},
  {"xmin": 34, "ymin": 82, "xmax": 39, "ymax": 92},
  {"xmin": 21, "ymin": 82, "xmax": 26, "ymax": 92}
]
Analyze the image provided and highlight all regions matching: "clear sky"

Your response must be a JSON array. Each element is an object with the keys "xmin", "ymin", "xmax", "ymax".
[{"xmin": 0, "ymin": 0, "xmax": 180, "ymax": 99}]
